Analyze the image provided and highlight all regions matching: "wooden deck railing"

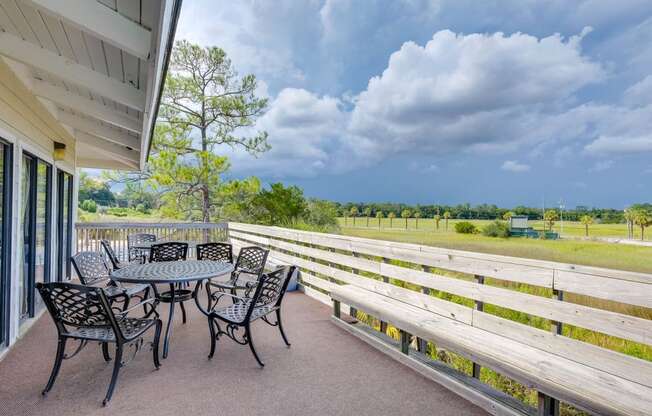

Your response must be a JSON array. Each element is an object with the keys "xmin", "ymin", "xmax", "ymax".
[
  {"xmin": 227, "ymin": 222, "xmax": 652, "ymax": 415},
  {"xmin": 75, "ymin": 222, "xmax": 228, "ymax": 261}
]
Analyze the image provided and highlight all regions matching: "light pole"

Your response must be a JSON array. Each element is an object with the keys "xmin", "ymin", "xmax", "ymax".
[{"xmin": 558, "ymin": 199, "xmax": 565, "ymax": 236}]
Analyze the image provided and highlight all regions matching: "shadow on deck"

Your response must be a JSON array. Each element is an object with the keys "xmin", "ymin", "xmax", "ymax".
[{"xmin": 0, "ymin": 292, "xmax": 486, "ymax": 416}]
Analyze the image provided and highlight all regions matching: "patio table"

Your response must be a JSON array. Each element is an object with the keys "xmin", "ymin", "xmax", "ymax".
[{"xmin": 110, "ymin": 260, "xmax": 234, "ymax": 358}]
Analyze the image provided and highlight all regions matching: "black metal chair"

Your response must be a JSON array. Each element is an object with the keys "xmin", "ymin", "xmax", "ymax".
[
  {"xmin": 127, "ymin": 233, "xmax": 156, "ymax": 263},
  {"xmin": 148, "ymin": 242, "xmax": 192, "ymax": 324},
  {"xmin": 71, "ymin": 251, "xmax": 150, "ymax": 310},
  {"xmin": 36, "ymin": 282, "xmax": 162, "ymax": 406},
  {"xmin": 206, "ymin": 246, "xmax": 268, "ymax": 307},
  {"xmin": 101, "ymin": 239, "xmax": 128, "ymax": 270},
  {"xmin": 196, "ymin": 242, "xmax": 233, "ymax": 263},
  {"xmin": 196, "ymin": 266, "xmax": 296, "ymax": 367}
]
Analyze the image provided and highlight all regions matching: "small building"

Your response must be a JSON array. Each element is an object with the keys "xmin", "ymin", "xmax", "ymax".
[{"xmin": 509, "ymin": 215, "xmax": 540, "ymax": 238}]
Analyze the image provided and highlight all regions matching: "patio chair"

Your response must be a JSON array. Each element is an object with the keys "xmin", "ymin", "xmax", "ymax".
[
  {"xmin": 198, "ymin": 266, "xmax": 296, "ymax": 367},
  {"xmin": 71, "ymin": 251, "xmax": 150, "ymax": 311},
  {"xmin": 148, "ymin": 242, "xmax": 192, "ymax": 323},
  {"xmin": 101, "ymin": 239, "xmax": 128, "ymax": 270},
  {"xmin": 196, "ymin": 242, "xmax": 233, "ymax": 263},
  {"xmin": 127, "ymin": 233, "xmax": 156, "ymax": 263},
  {"xmin": 36, "ymin": 281, "xmax": 162, "ymax": 406},
  {"xmin": 206, "ymin": 246, "xmax": 268, "ymax": 307}
]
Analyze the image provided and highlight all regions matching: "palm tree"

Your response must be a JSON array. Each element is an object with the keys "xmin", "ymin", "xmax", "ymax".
[
  {"xmin": 376, "ymin": 211, "xmax": 384, "ymax": 229},
  {"xmin": 350, "ymin": 206, "xmax": 359, "ymax": 227},
  {"xmin": 503, "ymin": 211, "xmax": 515, "ymax": 221},
  {"xmin": 543, "ymin": 209, "xmax": 559, "ymax": 232},
  {"xmin": 633, "ymin": 209, "xmax": 651, "ymax": 241},
  {"xmin": 443, "ymin": 211, "xmax": 451, "ymax": 231},
  {"xmin": 580, "ymin": 215, "xmax": 594, "ymax": 237},
  {"xmin": 414, "ymin": 211, "xmax": 422, "ymax": 229},
  {"xmin": 388, "ymin": 212, "xmax": 396, "ymax": 228},
  {"xmin": 364, "ymin": 207, "xmax": 372, "ymax": 227},
  {"xmin": 434, "ymin": 214, "xmax": 441, "ymax": 231},
  {"xmin": 401, "ymin": 209, "xmax": 411, "ymax": 229},
  {"xmin": 624, "ymin": 209, "xmax": 635, "ymax": 239}
]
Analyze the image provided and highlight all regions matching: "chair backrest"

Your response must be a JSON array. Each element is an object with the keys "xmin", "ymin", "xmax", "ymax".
[
  {"xmin": 149, "ymin": 242, "xmax": 188, "ymax": 262},
  {"xmin": 36, "ymin": 282, "xmax": 122, "ymax": 338},
  {"xmin": 196, "ymin": 242, "xmax": 233, "ymax": 263},
  {"xmin": 100, "ymin": 239, "xmax": 121, "ymax": 270},
  {"xmin": 247, "ymin": 266, "xmax": 295, "ymax": 319},
  {"xmin": 127, "ymin": 233, "xmax": 156, "ymax": 248},
  {"xmin": 234, "ymin": 246, "xmax": 269, "ymax": 278},
  {"xmin": 71, "ymin": 251, "xmax": 111, "ymax": 285}
]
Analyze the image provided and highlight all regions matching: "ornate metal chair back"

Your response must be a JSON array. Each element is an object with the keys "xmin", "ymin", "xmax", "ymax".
[
  {"xmin": 71, "ymin": 251, "xmax": 111, "ymax": 286},
  {"xmin": 149, "ymin": 242, "xmax": 188, "ymax": 263},
  {"xmin": 36, "ymin": 282, "xmax": 121, "ymax": 337},
  {"xmin": 234, "ymin": 246, "xmax": 269, "ymax": 278},
  {"xmin": 196, "ymin": 242, "xmax": 233, "ymax": 263},
  {"xmin": 247, "ymin": 266, "xmax": 295, "ymax": 318},
  {"xmin": 101, "ymin": 239, "xmax": 121, "ymax": 270},
  {"xmin": 127, "ymin": 233, "xmax": 157, "ymax": 247}
]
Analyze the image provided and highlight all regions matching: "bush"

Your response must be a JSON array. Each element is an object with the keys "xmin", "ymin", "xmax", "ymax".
[
  {"xmin": 454, "ymin": 221, "xmax": 476, "ymax": 234},
  {"xmin": 135, "ymin": 203, "xmax": 150, "ymax": 214},
  {"xmin": 80, "ymin": 199, "xmax": 97, "ymax": 213},
  {"xmin": 482, "ymin": 221, "xmax": 511, "ymax": 238},
  {"xmin": 106, "ymin": 207, "xmax": 129, "ymax": 217}
]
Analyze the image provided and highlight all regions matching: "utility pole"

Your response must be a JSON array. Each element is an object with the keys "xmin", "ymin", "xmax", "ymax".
[{"xmin": 559, "ymin": 199, "xmax": 565, "ymax": 236}]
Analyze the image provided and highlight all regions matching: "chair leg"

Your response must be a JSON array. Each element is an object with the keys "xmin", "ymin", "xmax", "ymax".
[
  {"xmin": 179, "ymin": 300, "xmax": 187, "ymax": 324},
  {"xmin": 276, "ymin": 310, "xmax": 291, "ymax": 347},
  {"xmin": 245, "ymin": 325, "xmax": 264, "ymax": 367},
  {"xmin": 153, "ymin": 320, "xmax": 162, "ymax": 369},
  {"xmin": 101, "ymin": 342, "xmax": 111, "ymax": 362},
  {"xmin": 103, "ymin": 345, "xmax": 123, "ymax": 406},
  {"xmin": 43, "ymin": 337, "xmax": 67, "ymax": 395},
  {"xmin": 207, "ymin": 317, "xmax": 217, "ymax": 359}
]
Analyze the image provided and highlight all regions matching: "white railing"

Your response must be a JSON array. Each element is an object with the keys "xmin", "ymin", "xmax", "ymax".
[{"xmin": 75, "ymin": 222, "xmax": 228, "ymax": 261}]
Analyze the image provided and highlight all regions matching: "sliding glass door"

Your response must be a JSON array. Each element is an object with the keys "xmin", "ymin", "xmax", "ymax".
[
  {"xmin": 0, "ymin": 140, "xmax": 12, "ymax": 345},
  {"xmin": 56, "ymin": 170, "xmax": 73, "ymax": 282},
  {"xmin": 19, "ymin": 153, "xmax": 52, "ymax": 321}
]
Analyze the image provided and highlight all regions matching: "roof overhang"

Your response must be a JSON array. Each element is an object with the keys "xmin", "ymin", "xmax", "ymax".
[{"xmin": 0, "ymin": 0, "xmax": 182, "ymax": 171}]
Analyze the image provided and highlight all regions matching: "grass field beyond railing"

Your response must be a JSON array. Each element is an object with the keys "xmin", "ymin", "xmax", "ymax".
[
  {"xmin": 339, "ymin": 220, "xmax": 652, "ymax": 274},
  {"xmin": 339, "ymin": 217, "xmax": 648, "ymax": 240}
]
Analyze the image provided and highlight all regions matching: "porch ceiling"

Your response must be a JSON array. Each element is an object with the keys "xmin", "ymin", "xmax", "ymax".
[{"xmin": 0, "ymin": 0, "xmax": 180, "ymax": 170}]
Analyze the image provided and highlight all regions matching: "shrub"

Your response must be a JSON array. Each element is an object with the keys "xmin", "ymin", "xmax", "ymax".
[
  {"xmin": 482, "ymin": 221, "xmax": 511, "ymax": 238},
  {"xmin": 135, "ymin": 203, "xmax": 150, "ymax": 214},
  {"xmin": 106, "ymin": 207, "xmax": 129, "ymax": 217},
  {"xmin": 454, "ymin": 221, "xmax": 476, "ymax": 234},
  {"xmin": 80, "ymin": 199, "xmax": 97, "ymax": 213}
]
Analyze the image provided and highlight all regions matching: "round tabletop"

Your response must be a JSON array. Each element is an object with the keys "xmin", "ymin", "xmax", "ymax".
[
  {"xmin": 110, "ymin": 260, "xmax": 233, "ymax": 284},
  {"xmin": 130, "ymin": 241, "xmax": 200, "ymax": 250}
]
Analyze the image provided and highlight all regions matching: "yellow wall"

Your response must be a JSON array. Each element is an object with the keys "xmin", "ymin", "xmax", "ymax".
[{"xmin": 0, "ymin": 59, "xmax": 75, "ymax": 165}]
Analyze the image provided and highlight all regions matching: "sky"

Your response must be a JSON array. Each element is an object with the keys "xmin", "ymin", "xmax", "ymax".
[{"xmin": 173, "ymin": 0, "xmax": 652, "ymax": 208}]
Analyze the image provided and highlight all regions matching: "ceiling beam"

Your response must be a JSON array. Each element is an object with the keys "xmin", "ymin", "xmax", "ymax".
[
  {"xmin": 0, "ymin": 32, "xmax": 145, "ymax": 110},
  {"xmin": 31, "ymin": 79, "xmax": 142, "ymax": 133},
  {"xmin": 75, "ymin": 130, "xmax": 140, "ymax": 164},
  {"xmin": 57, "ymin": 111, "xmax": 140, "ymax": 149},
  {"xmin": 23, "ymin": 0, "xmax": 152, "ymax": 60}
]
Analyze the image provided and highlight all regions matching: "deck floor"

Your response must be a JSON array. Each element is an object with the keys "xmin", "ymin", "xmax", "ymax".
[{"xmin": 0, "ymin": 292, "xmax": 486, "ymax": 416}]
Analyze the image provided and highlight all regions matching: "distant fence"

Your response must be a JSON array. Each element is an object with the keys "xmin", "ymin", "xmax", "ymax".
[{"xmin": 74, "ymin": 222, "xmax": 228, "ymax": 261}]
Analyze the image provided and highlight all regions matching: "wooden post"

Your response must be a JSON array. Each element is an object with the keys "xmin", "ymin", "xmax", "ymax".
[
  {"xmin": 472, "ymin": 274, "xmax": 484, "ymax": 378},
  {"xmin": 400, "ymin": 329, "xmax": 410, "ymax": 355},
  {"xmin": 551, "ymin": 289, "xmax": 564, "ymax": 335},
  {"xmin": 379, "ymin": 257, "xmax": 390, "ymax": 333},
  {"xmin": 417, "ymin": 265, "xmax": 432, "ymax": 353},
  {"xmin": 537, "ymin": 392, "xmax": 560, "ymax": 416},
  {"xmin": 349, "ymin": 252, "xmax": 360, "ymax": 319},
  {"xmin": 333, "ymin": 299, "xmax": 341, "ymax": 319}
]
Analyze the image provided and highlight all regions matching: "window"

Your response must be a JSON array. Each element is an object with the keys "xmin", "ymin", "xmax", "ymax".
[
  {"xmin": 0, "ymin": 140, "xmax": 12, "ymax": 345},
  {"xmin": 56, "ymin": 170, "xmax": 73, "ymax": 282},
  {"xmin": 19, "ymin": 153, "xmax": 51, "ymax": 321}
]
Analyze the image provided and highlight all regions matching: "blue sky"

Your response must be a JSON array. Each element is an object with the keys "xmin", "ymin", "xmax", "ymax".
[{"xmin": 174, "ymin": 0, "xmax": 652, "ymax": 208}]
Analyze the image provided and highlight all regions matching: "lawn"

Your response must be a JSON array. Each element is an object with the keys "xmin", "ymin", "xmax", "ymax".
[
  {"xmin": 338, "ymin": 219, "xmax": 652, "ymax": 273},
  {"xmin": 340, "ymin": 217, "xmax": 645, "ymax": 240}
]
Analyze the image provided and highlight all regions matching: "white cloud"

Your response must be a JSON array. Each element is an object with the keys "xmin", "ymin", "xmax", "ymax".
[
  {"xmin": 501, "ymin": 160, "xmax": 531, "ymax": 172},
  {"xmin": 623, "ymin": 75, "xmax": 652, "ymax": 107},
  {"xmin": 349, "ymin": 29, "xmax": 604, "ymax": 158},
  {"xmin": 585, "ymin": 135, "xmax": 652, "ymax": 155}
]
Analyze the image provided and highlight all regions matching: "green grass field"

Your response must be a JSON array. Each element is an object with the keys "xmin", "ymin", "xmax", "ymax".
[
  {"xmin": 341, "ymin": 217, "xmax": 647, "ymax": 240},
  {"xmin": 338, "ymin": 218, "xmax": 652, "ymax": 273}
]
